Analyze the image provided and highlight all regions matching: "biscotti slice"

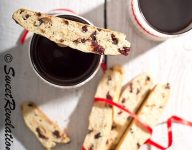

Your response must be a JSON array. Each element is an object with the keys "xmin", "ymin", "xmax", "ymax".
[
  {"xmin": 12, "ymin": 8, "xmax": 131, "ymax": 55},
  {"xmin": 116, "ymin": 84, "xmax": 170, "ymax": 150},
  {"xmin": 83, "ymin": 65, "xmax": 124, "ymax": 150},
  {"xmin": 21, "ymin": 102, "xmax": 70, "ymax": 150},
  {"xmin": 105, "ymin": 73, "xmax": 154, "ymax": 149}
]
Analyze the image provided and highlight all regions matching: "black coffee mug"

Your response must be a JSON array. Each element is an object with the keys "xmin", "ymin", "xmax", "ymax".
[{"xmin": 29, "ymin": 13, "xmax": 103, "ymax": 88}]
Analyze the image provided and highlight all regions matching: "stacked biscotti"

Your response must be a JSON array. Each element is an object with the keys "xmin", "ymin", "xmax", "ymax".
[
  {"xmin": 83, "ymin": 68, "xmax": 171, "ymax": 150},
  {"xmin": 12, "ymin": 8, "xmax": 131, "ymax": 55},
  {"xmin": 83, "ymin": 65, "xmax": 124, "ymax": 150}
]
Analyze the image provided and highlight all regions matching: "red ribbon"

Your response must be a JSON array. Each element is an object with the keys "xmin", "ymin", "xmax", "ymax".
[
  {"xmin": 82, "ymin": 97, "xmax": 192, "ymax": 150},
  {"xmin": 19, "ymin": 8, "xmax": 76, "ymax": 44},
  {"xmin": 101, "ymin": 62, "xmax": 107, "ymax": 72}
]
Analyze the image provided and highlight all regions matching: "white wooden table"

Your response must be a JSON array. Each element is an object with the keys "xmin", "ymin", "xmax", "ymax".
[{"xmin": 0, "ymin": 0, "xmax": 192, "ymax": 150}]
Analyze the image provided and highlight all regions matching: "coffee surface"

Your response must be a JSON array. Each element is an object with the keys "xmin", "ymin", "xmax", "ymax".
[{"xmin": 139, "ymin": 0, "xmax": 192, "ymax": 33}]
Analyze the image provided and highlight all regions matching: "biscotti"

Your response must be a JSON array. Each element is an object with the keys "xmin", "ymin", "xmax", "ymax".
[
  {"xmin": 21, "ymin": 102, "xmax": 70, "ymax": 149},
  {"xmin": 116, "ymin": 84, "xmax": 170, "ymax": 150},
  {"xmin": 83, "ymin": 65, "xmax": 124, "ymax": 150},
  {"xmin": 12, "ymin": 8, "xmax": 131, "ymax": 55},
  {"xmin": 106, "ymin": 73, "xmax": 154, "ymax": 149}
]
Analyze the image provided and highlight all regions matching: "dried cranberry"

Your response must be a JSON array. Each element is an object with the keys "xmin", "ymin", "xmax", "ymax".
[
  {"xmin": 82, "ymin": 25, "xmax": 88, "ymax": 32},
  {"xmin": 111, "ymin": 125, "xmax": 116, "ymax": 130},
  {"xmin": 118, "ymin": 47, "xmax": 130, "ymax": 56},
  {"xmin": 91, "ymin": 41, "xmax": 105, "ymax": 55}
]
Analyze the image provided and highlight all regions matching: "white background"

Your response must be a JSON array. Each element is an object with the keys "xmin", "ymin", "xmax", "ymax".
[{"xmin": 0, "ymin": 0, "xmax": 192, "ymax": 150}]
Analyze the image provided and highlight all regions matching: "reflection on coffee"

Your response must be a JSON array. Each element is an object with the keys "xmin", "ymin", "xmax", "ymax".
[{"xmin": 139, "ymin": 0, "xmax": 192, "ymax": 33}]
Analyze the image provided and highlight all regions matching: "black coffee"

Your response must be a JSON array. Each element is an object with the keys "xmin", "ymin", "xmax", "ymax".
[
  {"xmin": 30, "ymin": 15, "xmax": 101, "ymax": 86},
  {"xmin": 139, "ymin": 0, "xmax": 192, "ymax": 33}
]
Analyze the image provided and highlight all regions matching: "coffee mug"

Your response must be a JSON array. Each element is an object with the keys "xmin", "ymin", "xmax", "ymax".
[
  {"xmin": 29, "ymin": 11, "xmax": 103, "ymax": 88},
  {"xmin": 129, "ymin": 0, "xmax": 192, "ymax": 41}
]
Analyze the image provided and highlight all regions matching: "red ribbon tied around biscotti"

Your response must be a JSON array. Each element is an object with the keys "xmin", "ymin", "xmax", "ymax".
[{"xmin": 82, "ymin": 97, "xmax": 192, "ymax": 150}]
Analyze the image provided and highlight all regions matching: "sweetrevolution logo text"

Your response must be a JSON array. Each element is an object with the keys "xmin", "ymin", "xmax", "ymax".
[{"xmin": 3, "ymin": 53, "xmax": 16, "ymax": 150}]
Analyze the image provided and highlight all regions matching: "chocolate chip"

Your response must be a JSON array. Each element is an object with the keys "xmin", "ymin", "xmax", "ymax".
[
  {"xmin": 36, "ymin": 127, "xmax": 48, "ymax": 139},
  {"xmin": 130, "ymin": 128, "xmax": 134, "ymax": 134},
  {"xmin": 159, "ymin": 106, "xmax": 163, "ymax": 109},
  {"xmin": 106, "ymin": 91, "xmax": 113, "ymax": 100},
  {"xmin": 39, "ymin": 17, "xmax": 51, "ymax": 24},
  {"xmin": 36, "ymin": 12, "xmax": 41, "ymax": 17},
  {"xmin": 165, "ymin": 83, "xmax": 170, "ymax": 89},
  {"xmin": 128, "ymin": 83, "xmax": 133, "ymax": 93},
  {"xmin": 88, "ymin": 129, "xmax": 93, "ymax": 134},
  {"xmin": 111, "ymin": 34, "xmax": 118, "ymax": 44},
  {"xmin": 111, "ymin": 125, "xmax": 116, "ymax": 130},
  {"xmin": 137, "ymin": 143, "xmax": 141, "ymax": 148},
  {"xmin": 97, "ymin": 28, "xmax": 102, "ymax": 31},
  {"xmin": 59, "ymin": 39, "xmax": 64, "ymax": 42},
  {"xmin": 90, "ymin": 31, "xmax": 97, "ymax": 42},
  {"xmin": 118, "ymin": 47, "xmax": 130, "ymax": 56},
  {"xmin": 19, "ymin": 9, "xmax": 24, "ymax": 14},
  {"xmin": 22, "ymin": 14, "xmax": 30, "ymax": 20},
  {"xmin": 40, "ymin": 29, "xmax": 45, "ymax": 33},
  {"xmin": 89, "ymin": 144, "xmax": 94, "ymax": 150},
  {"xmin": 82, "ymin": 25, "xmax": 88, "ymax": 32},
  {"xmin": 127, "ymin": 116, "xmax": 131, "ymax": 121},
  {"xmin": 106, "ymin": 140, "xmax": 109, "ymax": 145},
  {"xmin": 73, "ymin": 38, "xmax": 81, "ymax": 44},
  {"xmin": 136, "ymin": 88, "xmax": 140, "ymax": 94},
  {"xmin": 118, "ymin": 111, "xmax": 123, "ymax": 115},
  {"xmin": 63, "ymin": 20, "xmax": 69, "ymax": 25},
  {"xmin": 121, "ymin": 98, "xmax": 126, "ymax": 103},
  {"xmin": 94, "ymin": 132, "xmax": 101, "ymax": 139},
  {"xmin": 34, "ymin": 19, "xmax": 44, "ymax": 27},
  {"xmin": 28, "ymin": 103, "xmax": 34, "ymax": 107},
  {"xmin": 81, "ymin": 38, "xmax": 86, "ymax": 43},
  {"xmin": 146, "ymin": 76, "xmax": 150, "ymax": 81},
  {"xmin": 52, "ymin": 130, "xmax": 60, "ymax": 138},
  {"xmin": 107, "ymin": 75, "xmax": 112, "ymax": 81}
]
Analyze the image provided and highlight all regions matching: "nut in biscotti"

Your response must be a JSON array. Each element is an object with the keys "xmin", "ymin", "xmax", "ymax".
[{"xmin": 12, "ymin": 8, "xmax": 131, "ymax": 55}]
